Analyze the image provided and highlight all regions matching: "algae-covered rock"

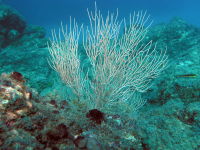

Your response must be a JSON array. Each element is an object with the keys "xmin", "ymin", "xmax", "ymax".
[{"xmin": 0, "ymin": 72, "xmax": 38, "ymax": 117}]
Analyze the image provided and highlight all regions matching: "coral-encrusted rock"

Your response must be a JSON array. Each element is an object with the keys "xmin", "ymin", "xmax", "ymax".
[
  {"xmin": 23, "ymin": 25, "xmax": 46, "ymax": 39},
  {"xmin": 86, "ymin": 137, "xmax": 101, "ymax": 150},
  {"xmin": 0, "ymin": 2, "xmax": 26, "ymax": 47},
  {"xmin": 7, "ymin": 29, "xmax": 20, "ymax": 40},
  {"xmin": 0, "ymin": 72, "xmax": 38, "ymax": 119},
  {"xmin": 46, "ymin": 123, "xmax": 73, "ymax": 141},
  {"xmin": 74, "ymin": 136, "xmax": 88, "ymax": 149},
  {"xmin": 1, "ymin": 129, "xmax": 44, "ymax": 149},
  {"xmin": 0, "ymin": 3, "xmax": 26, "ymax": 32},
  {"xmin": 74, "ymin": 132, "xmax": 102, "ymax": 150}
]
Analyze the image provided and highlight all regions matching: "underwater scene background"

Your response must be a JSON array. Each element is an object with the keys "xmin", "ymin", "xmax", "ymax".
[{"xmin": 0, "ymin": 0, "xmax": 200, "ymax": 149}]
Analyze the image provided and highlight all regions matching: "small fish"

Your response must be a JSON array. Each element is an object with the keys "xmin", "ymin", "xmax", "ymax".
[{"xmin": 179, "ymin": 74, "xmax": 198, "ymax": 78}]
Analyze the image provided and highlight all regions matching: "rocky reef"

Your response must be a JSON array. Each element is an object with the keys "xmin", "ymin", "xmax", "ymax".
[
  {"xmin": 0, "ymin": 1, "xmax": 200, "ymax": 150},
  {"xmin": 0, "ymin": 1, "xmax": 49, "ymax": 49}
]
